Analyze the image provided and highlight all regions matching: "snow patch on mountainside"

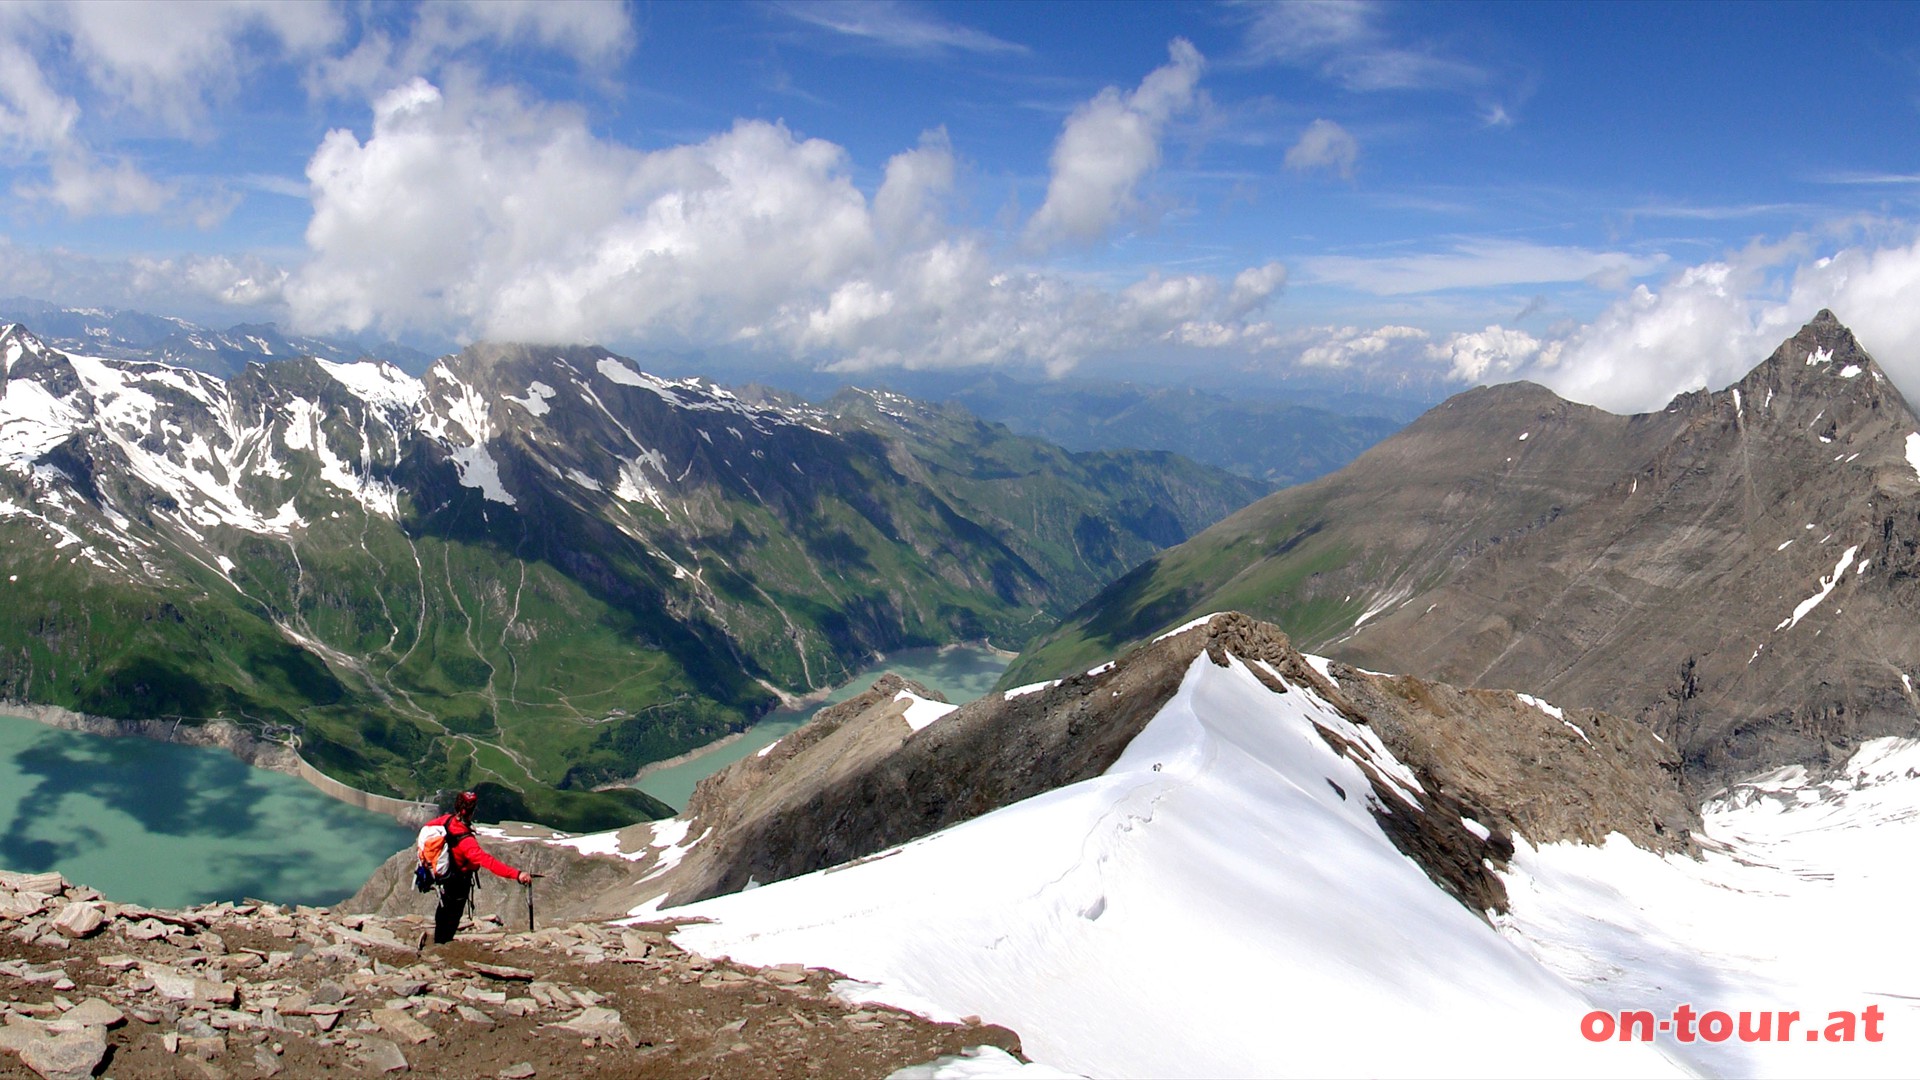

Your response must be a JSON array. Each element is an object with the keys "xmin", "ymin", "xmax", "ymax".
[
  {"xmin": 613, "ymin": 452, "xmax": 673, "ymax": 517},
  {"xmin": 670, "ymin": 654, "xmax": 1678, "ymax": 1078},
  {"xmin": 317, "ymin": 358, "xmax": 425, "ymax": 417},
  {"xmin": 280, "ymin": 397, "xmax": 400, "ymax": 518},
  {"xmin": 0, "ymin": 372, "xmax": 85, "ymax": 467},
  {"xmin": 895, "ymin": 691, "xmax": 957, "ymax": 732},
  {"xmin": 1002, "ymin": 680, "xmax": 1059, "ymax": 701},
  {"xmin": 1516, "ymin": 693, "xmax": 1563, "ymax": 721},
  {"xmin": 420, "ymin": 368, "xmax": 515, "ymax": 506},
  {"xmin": 1774, "ymin": 544, "xmax": 1859, "ymax": 631},
  {"xmin": 504, "ymin": 380, "xmax": 556, "ymax": 417},
  {"xmin": 1354, "ymin": 584, "xmax": 1413, "ymax": 627}
]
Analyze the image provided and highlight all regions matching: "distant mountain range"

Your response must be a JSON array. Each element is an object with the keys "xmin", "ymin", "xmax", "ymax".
[
  {"xmin": 1011, "ymin": 311, "xmax": 1920, "ymax": 794},
  {"xmin": 0, "ymin": 297, "xmax": 435, "ymax": 378},
  {"xmin": 712, "ymin": 368, "xmax": 1425, "ymax": 486},
  {"xmin": 0, "ymin": 325, "xmax": 1264, "ymax": 829},
  {"xmin": 937, "ymin": 374, "xmax": 1408, "ymax": 487},
  {"xmin": 0, "ymin": 298, "xmax": 1421, "ymax": 491}
]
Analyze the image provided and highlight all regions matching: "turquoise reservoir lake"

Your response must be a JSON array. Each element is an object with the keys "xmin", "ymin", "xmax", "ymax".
[
  {"xmin": 0, "ymin": 713, "xmax": 413, "ymax": 908},
  {"xmin": 0, "ymin": 645, "xmax": 1008, "ymax": 906},
  {"xmin": 632, "ymin": 644, "xmax": 1009, "ymax": 810}
]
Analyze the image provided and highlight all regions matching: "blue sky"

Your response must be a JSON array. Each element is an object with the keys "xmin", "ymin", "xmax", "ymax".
[{"xmin": 4, "ymin": 0, "xmax": 1920, "ymax": 411}]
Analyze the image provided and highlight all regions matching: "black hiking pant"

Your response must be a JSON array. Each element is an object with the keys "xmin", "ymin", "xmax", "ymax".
[{"xmin": 433, "ymin": 871, "xmax": 473, "ymax": 944}]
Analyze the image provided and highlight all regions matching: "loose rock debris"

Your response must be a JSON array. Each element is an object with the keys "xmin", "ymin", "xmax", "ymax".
[{"xmin": 0, "ymin": 868, "xmax": 1026, "ymax": 1079}]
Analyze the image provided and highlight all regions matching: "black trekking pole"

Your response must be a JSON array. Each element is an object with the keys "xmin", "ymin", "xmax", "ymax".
[{"xmin": 526, "ymin": 874, "xmax": 543, "ymax": 933}]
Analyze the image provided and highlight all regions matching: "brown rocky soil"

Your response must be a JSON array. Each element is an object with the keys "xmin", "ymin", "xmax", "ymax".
[{"xmin": 0, "ymin": 869, "xmax": 1022, "ymax": 1080}]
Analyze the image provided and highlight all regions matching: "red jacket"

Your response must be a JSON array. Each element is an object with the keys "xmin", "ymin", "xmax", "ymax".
[{"xmin": 428, "ymin": 814, "xmax": 523, "ymax": 881}]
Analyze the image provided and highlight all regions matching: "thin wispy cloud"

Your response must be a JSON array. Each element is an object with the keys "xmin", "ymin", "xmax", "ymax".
[
  {"xmin": 1626, "ymin": 202, "xmax": 1813, "ymax": 221},
  {"xmin": 1812, "ymin": 171, "xmax": 1920, "ymax": 186},
  {"xmin": 0, "ymin": 5, "xmax": 338, "ymax": 219},
  {"xmin": 239, "ymin": 174, "xmax": 310, "ymax": 199},
  {"xmin": 1302, "ymin": 239, "xmax": 1667, "ymax": 295},
  {"xmin": 773, "ymin": 1, "xmax": 1029, "ymax": 57},
  {"xmin": 1233, "ymin": 0, "xmax": 1487, "ymax": 92},
  {"xmin": 308, "ymin": 0, "xmax": 634, "ymax": 101}
]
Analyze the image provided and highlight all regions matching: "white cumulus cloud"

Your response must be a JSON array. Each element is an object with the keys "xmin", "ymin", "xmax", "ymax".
[
  {"xmin": 1430, "ymin": 232, "xmax": 1920, "ymax": 414},
  {"xmin": 1284, "ymin": 119, "xmax": 1358, "ymax": 179},
  {"xmin": 1429, "ymin": 325, "xmax": 1559, "ymax": 382},
  {"xmin": 1230, "ymin": 262, "xmax": 1289, "ymax": 314},
  {"xmin": 290, "ymin": 77, "xmax": 875, "ymax": 344},
  {"xmin": 1295, "ymin": 324, "xmax": 1430, "ymax": 369},
  {"xmin": 0, "ymin": 238, "xmax": 288, "ymax": 320},
  {"xmin": 1024, "ymin": 38, "xmax": 1205, "ymax": 249},
  {"xmin": 285, "ymin": 73, "xmax": 1287, "ymax": 378}
]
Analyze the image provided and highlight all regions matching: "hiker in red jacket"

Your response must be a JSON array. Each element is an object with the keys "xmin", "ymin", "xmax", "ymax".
[{"xmin": 429, "ymin": 790, "xmax": 532, "ymax": 944}]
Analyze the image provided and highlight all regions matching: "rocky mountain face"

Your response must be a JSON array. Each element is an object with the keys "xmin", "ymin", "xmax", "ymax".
[
  {"xmin": 0, "ymin": 867, "xmax": 1020, "ymax": 1079},
  {"xmin": 0, "ymin": 324, "xmax": 1263, "ymax": 829},
  {"xmin": 1012, "ymin": 311, "xmax": 1920, "ymax": 795},
  {"xmin": 344, "ymin": 613, "xmax": 1690, "ymax": 927}
]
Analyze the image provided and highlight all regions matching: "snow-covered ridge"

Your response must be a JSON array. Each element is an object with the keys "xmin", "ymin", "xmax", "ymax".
[
  {"xmin": 594, "ymin": 355, "xmax": 821, "ymax": 431},
  {"xmin": 670, "ymin": 651, "xmax": 1676, "ymax": 1077}
]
